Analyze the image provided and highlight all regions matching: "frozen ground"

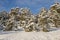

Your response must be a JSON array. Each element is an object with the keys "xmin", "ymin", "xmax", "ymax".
[{"xmin": 0, "ymin": 29, "xmax": 60, "ymax": 40}]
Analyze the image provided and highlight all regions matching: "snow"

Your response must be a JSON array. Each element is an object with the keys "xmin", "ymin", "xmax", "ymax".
[{"xmin": 0, "ymin": 30, "xmax": 60, "ymax": 40}]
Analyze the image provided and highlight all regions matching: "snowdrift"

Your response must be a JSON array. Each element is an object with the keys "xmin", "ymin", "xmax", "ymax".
[{"xmin": 0, "ymin": 30, "xmax": 60, "ymax": 40}]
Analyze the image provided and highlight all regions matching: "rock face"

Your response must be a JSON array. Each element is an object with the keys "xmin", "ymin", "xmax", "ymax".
[{"xmin": 0, "ymin": 2, "xmax": 60, "ymax": 32}]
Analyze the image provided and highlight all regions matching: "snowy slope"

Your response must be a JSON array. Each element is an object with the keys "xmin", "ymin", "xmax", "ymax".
[{"xmin": 0, "ymin": 30, "xmax": 60, "ymax": 40}]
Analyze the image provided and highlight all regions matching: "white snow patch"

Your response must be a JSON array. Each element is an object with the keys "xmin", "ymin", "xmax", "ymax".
[{"xmin": 0, "ymin": 30, "xmax": 60, "ymax": 40}]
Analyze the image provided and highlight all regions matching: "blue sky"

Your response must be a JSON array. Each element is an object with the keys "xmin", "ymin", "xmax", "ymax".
[{"xmin": 0, "ymin": 0, "xmax": 60, "ymax": 14}]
